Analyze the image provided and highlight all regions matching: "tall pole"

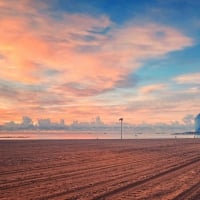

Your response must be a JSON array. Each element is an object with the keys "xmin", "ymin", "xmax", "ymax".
[
  {"xmin": 121, "ymin": 120, "xmax": 122, "ymax": 139},
  {"xmin": 119, "ymin": 118, "xmax": 123, "ymax": 139}
]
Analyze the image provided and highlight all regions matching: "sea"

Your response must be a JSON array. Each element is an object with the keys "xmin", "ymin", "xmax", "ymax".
[{"xmin": 0, "ymin": 130, "xmax": 196, "ymax": 140}]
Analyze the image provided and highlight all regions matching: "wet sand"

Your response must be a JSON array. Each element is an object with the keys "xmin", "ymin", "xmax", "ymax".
[{"xmin": 1, "ymin": 139, "xmax": 200, "ymax": 199}]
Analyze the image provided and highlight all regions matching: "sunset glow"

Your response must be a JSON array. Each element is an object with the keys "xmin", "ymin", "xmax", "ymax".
[{"xmin": 0, "ymin": 0, "xmax": 200, "ymax": 129}]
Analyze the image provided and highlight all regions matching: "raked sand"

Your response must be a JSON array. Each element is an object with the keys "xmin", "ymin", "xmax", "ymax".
[{"xmin": 1, "ymin": 139, "xmax": 200, "ymax": 199}]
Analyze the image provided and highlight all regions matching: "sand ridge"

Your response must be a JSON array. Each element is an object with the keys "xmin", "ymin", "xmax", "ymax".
[{"xmin": 1, "ymin": 139, "xmax": 200, "ymax": 199}]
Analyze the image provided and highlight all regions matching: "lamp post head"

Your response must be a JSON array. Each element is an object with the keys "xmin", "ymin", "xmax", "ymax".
[{"xmin": 119, "ymin": 118, "xmax": 123, "ymax": 121}]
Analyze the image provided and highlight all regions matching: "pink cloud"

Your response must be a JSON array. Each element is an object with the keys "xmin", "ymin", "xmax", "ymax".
[
  {"xmin": 174, "ymin": 73, "xmax": 200, "ymax": 84},
  {"xmin": 0, "ymin": 1, "xmax": 195, "ymax": 124},
  {"xmin": 139, "ymin": 84, "xmax": 166, "ymax": 94},
  {"xmin": 0, "ymin": 1, "xmax": 193, "ymax": 87}
]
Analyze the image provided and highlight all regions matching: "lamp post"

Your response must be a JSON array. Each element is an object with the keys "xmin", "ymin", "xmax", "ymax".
[{"xmin": 119, "ymin": 118, "xmax": 123, "ymax": 139}]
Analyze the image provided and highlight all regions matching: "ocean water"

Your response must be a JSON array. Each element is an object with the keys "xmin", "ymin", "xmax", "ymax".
[{"xmin": 0, "ymin": 130, "xmax": 196, "ymax": 140}]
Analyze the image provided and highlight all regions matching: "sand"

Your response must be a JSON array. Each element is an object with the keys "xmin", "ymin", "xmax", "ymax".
[{"xmin": 1, "ymin": 139, "xmax": 200, "ymax": 200}]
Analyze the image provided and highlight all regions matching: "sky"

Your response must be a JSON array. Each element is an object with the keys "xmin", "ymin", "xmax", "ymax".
[{"xmin": 0, "ymin": 0, "xmax": 200, "ymax": 129}]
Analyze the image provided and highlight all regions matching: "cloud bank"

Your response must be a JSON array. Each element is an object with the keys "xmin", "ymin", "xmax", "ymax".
[{"xmin": 0, "ymin": 115, "xmax": 195, "ymax": 134}]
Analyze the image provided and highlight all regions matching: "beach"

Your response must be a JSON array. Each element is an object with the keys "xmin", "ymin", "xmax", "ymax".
[{"xmin": 1, "ymin": 139, "xmax": 200, "ymax": 199}]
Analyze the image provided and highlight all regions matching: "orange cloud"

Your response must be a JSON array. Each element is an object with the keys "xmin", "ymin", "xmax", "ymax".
[
  {"xmin": 0, "ymin": 1, "xmax": 193, "ymax": 86},
  {"xmin": 139, "ymin": 84, "xmax": 166, "ymax": 94},
  {"xmin": 0, "ymin": 1, "xmax": 195, "ymax": 124},
  {"xmin": 174, "ymin": 73, "xmax": 200, "ymax": 84}
]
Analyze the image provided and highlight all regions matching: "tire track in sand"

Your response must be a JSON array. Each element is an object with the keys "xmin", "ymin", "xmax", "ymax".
[
  {"xmin": 92, "ymin": 156, "xmax": 200, "ymax": 200},
  {"xmin": 173, "ymin": 181, "xmax": 200, "ymax": 200}
]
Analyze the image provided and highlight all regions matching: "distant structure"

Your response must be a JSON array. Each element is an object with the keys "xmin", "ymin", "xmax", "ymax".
[{"xmin": 195, "ymin": 114, "xmax": 200, "ymax": 133}]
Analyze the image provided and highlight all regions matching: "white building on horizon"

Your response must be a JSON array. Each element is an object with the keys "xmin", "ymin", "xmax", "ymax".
[{"xmin": 195, "ymin": 114, "xmax": 200, "ymax": 133}]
